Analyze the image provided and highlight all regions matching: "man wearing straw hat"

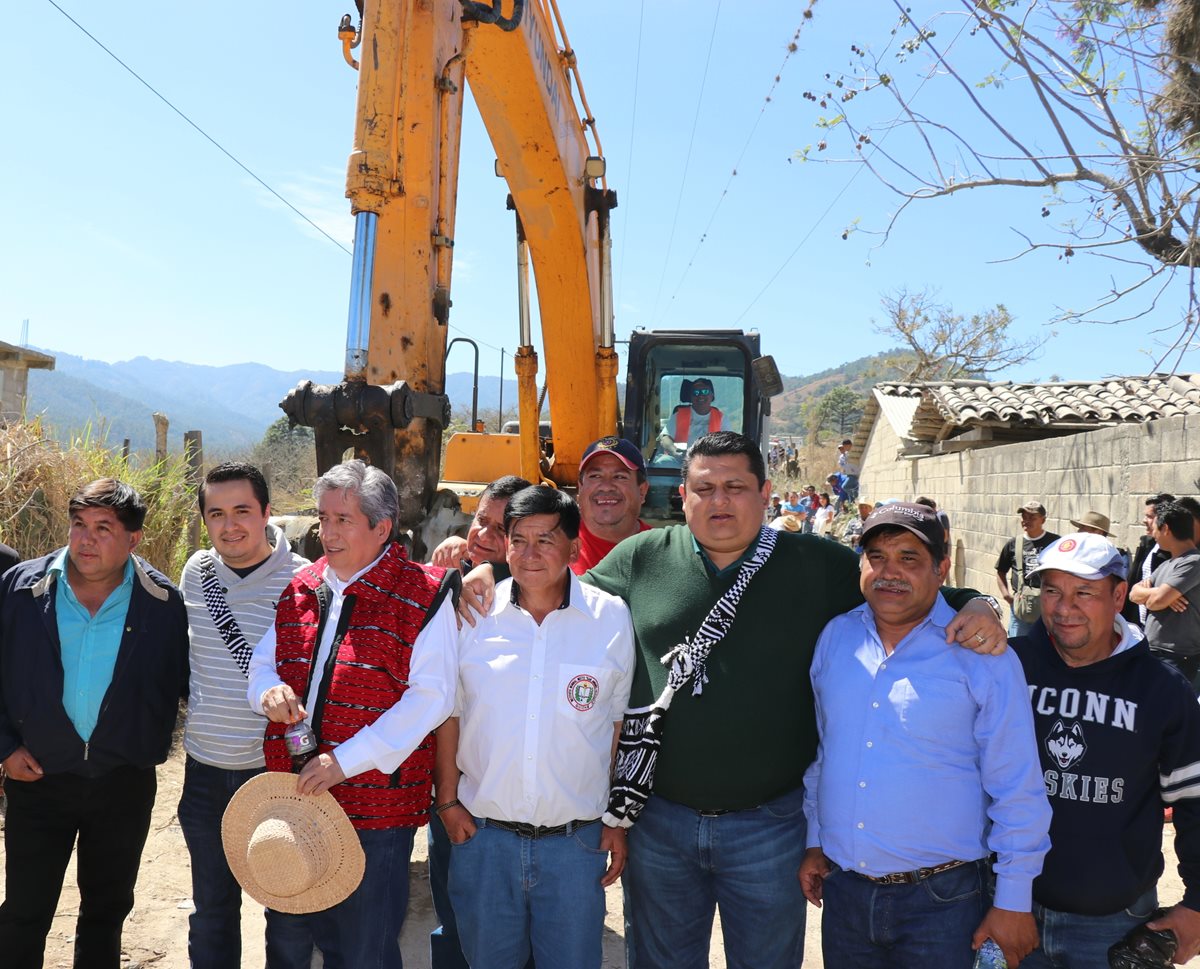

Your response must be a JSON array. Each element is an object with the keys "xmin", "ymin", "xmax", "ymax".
[
  {"xmin": 247, "ymin": 460, "xmax": 460, "ymax": 969},
  {"xmin": 0, "ymin": 478, "xmax": 189, "ymax": 968}
]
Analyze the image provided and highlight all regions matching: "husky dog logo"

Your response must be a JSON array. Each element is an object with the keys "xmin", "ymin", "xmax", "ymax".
[
  {"xmin": 567, "ymin": 674, "xmax": 600, "ymax": 711},
  {"xmin": 1046, "ymin": 719, "xmax": 1087, "ymax": 769}
]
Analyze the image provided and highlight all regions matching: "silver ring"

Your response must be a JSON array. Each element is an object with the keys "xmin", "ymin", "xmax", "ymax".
[{"xmin": 974, "ymin": 633, "xmax": 986, "ymax": 644}]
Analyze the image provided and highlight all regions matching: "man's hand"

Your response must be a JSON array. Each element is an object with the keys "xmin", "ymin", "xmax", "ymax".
[
  {"xmin": 440, "ymin": 805, "xmax": 478, "ymax": 845},
  {"xmin": 456, "ymin": 563, "xmax": 496, "ymax": 629},
  {"xmin": 973, "ymin": 907, "xmax": 1038, "ymax": 967},
  {"xmin": 798, "ymin": 847, "xmax": 832, "ymax": 906},
  {"xmin": 429, "ymin": 535, "xmax": 469, "ymax": 570},
  {"xmin": 261, "ymin": 685, "xmax": 306, "ymax": 724},
  {"xmin": 600, "ymin": 824, "xmax": 627, "ymax": 887},
  {"xmin": 1129, "ymin": 579, "xmax": 1153, "ymax": 605},
  {"xmin": 1170, "ymin": 595, "xmax": 1190, "ymax": 614},
  {"xmin": 946, "ymin": 598, "xmax": 1008, "ymax": 655},
  {"xmin": 1148, "ymin": 904, "xmax": 1200, "ymax": 964},
  {"xmin": 2, "ymin": 746, "xmax": 44, "ymax": 782},
  {"xmin": 296, "ymin": 752, "xmax": 345, "ymax": 795}
]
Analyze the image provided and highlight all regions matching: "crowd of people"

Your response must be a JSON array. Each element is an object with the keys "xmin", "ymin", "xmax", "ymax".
[{"xmin": 0, "ymin": 433, "xmax": 1197, "ymax": 969}]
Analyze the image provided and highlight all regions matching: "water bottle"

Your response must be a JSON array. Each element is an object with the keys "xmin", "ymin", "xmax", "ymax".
[
  {"xmin": 974, "ymin": 939, "xmax": 1006, "ymax": 969},
  {"xmin": 283, "ymin": 720, "xmax": 318, "ymax": 773}
]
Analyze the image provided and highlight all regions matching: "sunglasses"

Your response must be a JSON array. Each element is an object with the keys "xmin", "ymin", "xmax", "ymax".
[{"xmin": 691, "ymin": 387, "xmax": 713, "ymax": 397}]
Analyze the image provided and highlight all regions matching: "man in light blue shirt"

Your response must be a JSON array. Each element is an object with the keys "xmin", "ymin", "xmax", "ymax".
[
  {"xmin": 800, "ymin": 501, "xmax": 1051, "ymax": 969},
  {"xmin": 0, "ymin": 478, "xmax": 189, "ymax": 968}
]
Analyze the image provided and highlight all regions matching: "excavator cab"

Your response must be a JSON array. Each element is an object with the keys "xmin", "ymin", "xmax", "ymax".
[{"xmin": 622, "ymin": 329, "xmax": 782, "ymax": 522}]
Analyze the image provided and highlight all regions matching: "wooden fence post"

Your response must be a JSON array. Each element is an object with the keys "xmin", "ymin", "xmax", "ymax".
[
  {"xmin": 153, "ymin": 413, "xmax": 169, "ymax": 465},
  {"xmin": 184, "ymin": 430, "xmax": 203, "ymax": 556}
]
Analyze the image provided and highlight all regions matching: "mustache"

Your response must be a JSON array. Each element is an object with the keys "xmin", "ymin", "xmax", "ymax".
[{"xmin": 871, "ymin": 580, "xmax": 913, "ymax": 594}]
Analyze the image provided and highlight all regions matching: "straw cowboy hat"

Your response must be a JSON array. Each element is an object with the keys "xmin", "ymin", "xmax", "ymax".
[
  {"xmin": 1068, "ymin": 511, "xmax": 1113, "ymax": 537},
  {"xmin": 768, "ymin": 513, "xmax": 804, "ymax": 533},
  {"xmin": 222, "ymin": 772, "xmax": 364, "ymax": 914}
]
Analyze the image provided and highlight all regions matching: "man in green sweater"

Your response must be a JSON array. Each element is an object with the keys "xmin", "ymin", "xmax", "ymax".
[
  {"xmin": 460, "ymin": 432, "xmax": 1004, "ymax": 968},
  {"xmin": 583, "ymin": 432, "xmax": 1005, "ymax": 969}
]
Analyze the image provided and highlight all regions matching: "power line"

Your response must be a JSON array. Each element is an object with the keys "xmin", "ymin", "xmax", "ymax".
[
  {"xmin": 614, "ymin": 0, "xmax": 646, "ymax": 319},
  {"xmin": 649, "ymin": 0, "xmax": 723, "ymax": 322},
  {"xmin": 732, "ymin": 8, "xmax": 973, "ymax": 326},
  {"xmin": 43, "ymin": 0, "xmax": 353, "ymax": 257},
  {"xmin": 44, "ymin": 0, "xmax": 517, "ymax": 362},
  {"xmin": 660, "ymin": 21, "xmax": 809, "ymax": 321}
]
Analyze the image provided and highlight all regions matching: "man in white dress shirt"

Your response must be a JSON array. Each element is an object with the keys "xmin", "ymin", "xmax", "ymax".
[{"xmin": 435, "ymin": 485, "xmax": 634, "ymax": 969}]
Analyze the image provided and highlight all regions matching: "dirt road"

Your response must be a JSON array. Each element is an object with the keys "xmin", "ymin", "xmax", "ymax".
[{"xmin": 0, "ymin": 748, "xmax": 1181, "ymax": 967}]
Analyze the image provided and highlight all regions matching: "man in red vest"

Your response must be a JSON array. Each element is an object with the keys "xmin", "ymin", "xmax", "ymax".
[
  {"xmin": 664, "ymin": 378, "xmax": 729, "ymax": 451},
  {"xmin": 248, "ymin": 459, "xmax": 459, "ymax": 969}
]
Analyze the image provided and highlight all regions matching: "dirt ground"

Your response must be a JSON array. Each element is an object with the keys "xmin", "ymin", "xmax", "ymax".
[{"xmin": 0, "ymin": 748, "xmax": 1183, "ymax": 968}]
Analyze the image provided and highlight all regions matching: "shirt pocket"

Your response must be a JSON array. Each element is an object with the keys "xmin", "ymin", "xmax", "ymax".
[
  {"xmin": 557, "ymin": 663, "xmax": 609, "ymax": 721},
  {"xmin": 890, "ymin": 675, "xmax": 975, "ymax": 745}
]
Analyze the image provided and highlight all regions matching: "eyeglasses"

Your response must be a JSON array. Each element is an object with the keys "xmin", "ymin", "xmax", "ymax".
[{"xmin": 691, "ymin": 387, "xmax": 713, "ymax": 397}]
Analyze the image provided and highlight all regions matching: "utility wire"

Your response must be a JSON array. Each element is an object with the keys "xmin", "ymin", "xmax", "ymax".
[
  {"xmin": 45, "ymin": 0, "xmax": 516, "ymax": 363},
  {"xmin": 649, "ymin": 0, "xmax": 723, "ymax": 322},
  {"xmin": 43, "ymin": 0, "xmax": 353, "ymax": 256},
  {"xmin": 733, "ymin": 8, "xmax": 971, "ymax": 326},
  {"xmin": 614, "ymin": 0, "xmax": 646, "ymax": 319},
  {"xmin": 660, "ymin": 21, "xmax": 809, "ymax": 321}
]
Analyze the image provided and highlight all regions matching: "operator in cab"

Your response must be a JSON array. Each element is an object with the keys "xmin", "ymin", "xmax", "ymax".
[{"xmin": 653, "ymin": 378, "xmax": 731, "ymax": 466}]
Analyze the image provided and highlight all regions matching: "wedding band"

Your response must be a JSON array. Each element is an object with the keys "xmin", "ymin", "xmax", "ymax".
[{"xmin": 975, "ymin": 633, "xmax": 986, "ymax": 644}]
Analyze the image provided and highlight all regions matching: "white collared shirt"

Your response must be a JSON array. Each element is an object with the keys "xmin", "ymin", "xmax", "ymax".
[
  {"xmin": 454, "ymin": 572, "xmax": 635, "ymax": 826},
  {"xmin": 247, "ymin": 550, "xmax": 458, "ymax": 779}
]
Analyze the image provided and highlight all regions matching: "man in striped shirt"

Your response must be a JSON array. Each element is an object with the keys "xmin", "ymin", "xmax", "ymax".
[{"xmin": 178, "ymin": 462, "xmax": 309, "ymax": 969}]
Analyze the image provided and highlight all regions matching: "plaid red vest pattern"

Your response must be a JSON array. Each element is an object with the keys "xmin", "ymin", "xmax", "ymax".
[{"xmin": 264, "ymin": 543, "xmax": 447, "ymax": 830}]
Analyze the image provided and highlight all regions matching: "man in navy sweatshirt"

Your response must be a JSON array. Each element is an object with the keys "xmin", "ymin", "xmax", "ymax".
[{"xmin": 1012, "ymin": 532, "xmax": 1200, "ymax": 967}]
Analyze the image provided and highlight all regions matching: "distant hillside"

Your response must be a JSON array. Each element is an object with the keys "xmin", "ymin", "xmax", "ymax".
[
  {"xmin": 771, "ymin": 349, "xmax": 911, "ymax": 437},
  {"xmin": 26, "ymin": 350, "xmax": 520, "ymax": 453}
]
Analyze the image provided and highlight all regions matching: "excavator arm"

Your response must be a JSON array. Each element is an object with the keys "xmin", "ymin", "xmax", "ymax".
[{"xmin": 281, "ymin": 0, "xmax": 615, "ymax": 530}]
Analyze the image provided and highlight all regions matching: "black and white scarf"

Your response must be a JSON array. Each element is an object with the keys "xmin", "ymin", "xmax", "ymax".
[
  {"xmin": 199, "ymin": 555, "xmax": 254, "ymax": 677},
  {"xmin": 603, "ymin": 526, "xmax": 778, "ymax": 828}
]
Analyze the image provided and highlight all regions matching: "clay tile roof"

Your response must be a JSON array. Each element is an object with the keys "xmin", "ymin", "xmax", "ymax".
[{"xmin": 862, "ymin": 374, "xmax": 1200, "ymax": 444}]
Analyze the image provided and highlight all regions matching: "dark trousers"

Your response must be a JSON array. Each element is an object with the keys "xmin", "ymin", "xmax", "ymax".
[
  {"xmin": 177, "ymin": 757, "xmax": 313, "ymax": 969},
  {"xmin": 0, "ymin": 765, "xmax": 156, "ymax": 969}
]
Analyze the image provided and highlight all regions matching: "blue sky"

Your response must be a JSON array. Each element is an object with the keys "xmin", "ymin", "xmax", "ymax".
[{"xmin": 2, "ymin": 1, "xmax": 1186, "ymax": 385}]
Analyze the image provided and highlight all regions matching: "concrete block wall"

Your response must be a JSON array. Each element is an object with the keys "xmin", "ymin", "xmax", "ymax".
[
  {"xmin": 859, "ymin": 412, "xmax": 1200, "ymax": 601},
  {"xmin": 0, "ymin": 366, "xmax": 27, "ymax": 421}
]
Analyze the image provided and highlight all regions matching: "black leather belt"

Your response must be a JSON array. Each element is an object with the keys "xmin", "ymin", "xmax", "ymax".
[
  {"xmin": 484, "ymin": 817, "xmax": 600, "ymax": 839},
  {"xmin": 858, "ymin": 857, "xmax": 982, "ymax": 885}
]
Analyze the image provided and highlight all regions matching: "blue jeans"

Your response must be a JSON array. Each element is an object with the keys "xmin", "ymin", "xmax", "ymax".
[
  {"xmin": 624, "ymin": 786, "xmax": 808, "ymax": 969},
  {"xmin": 448, "ymin": 817, "xmax": 607, "ymax": 969},
  {"xmin": 820, "ymin": 858, "xmax": 990, "ymax": 968},
  {"xmin": 427, "ymin": 810, "xmax": 471, "ymax": 969},
  {"xmin": 282, "ymin": 825, "xmax": 415, "ymax": 969},
  {"xmin": 177, "ymin": 757, "xmax": 312, "ymax": 969},
  {"xmin": 1022, "ymin": 887, "xmax": 1158, "ymax": 969}
]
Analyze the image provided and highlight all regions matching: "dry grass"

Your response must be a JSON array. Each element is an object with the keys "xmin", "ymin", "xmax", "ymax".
[{"xmin": 0, "ymin": 419, "xmax": 196, "ymax": 578}]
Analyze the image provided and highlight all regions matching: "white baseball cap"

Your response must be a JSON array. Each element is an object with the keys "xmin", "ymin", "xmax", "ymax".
[{"xmin": 1028, "ymin": 532, "xmax": 1127, "ymax": 582}]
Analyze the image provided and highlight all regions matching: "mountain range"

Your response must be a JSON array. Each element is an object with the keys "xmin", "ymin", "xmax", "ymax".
[
  {"xmin": 25, "ymin": 347, "xmax": 903, "ymax": 453},
  {"xmin": 26, "ymin": 351, "xmax": 522, "ymax": 454}
]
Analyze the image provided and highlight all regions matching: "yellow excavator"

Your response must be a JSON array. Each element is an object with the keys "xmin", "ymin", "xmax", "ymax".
[{"xmin": 281, "ymin": 0, "xmax": 781, "ymax": 547}]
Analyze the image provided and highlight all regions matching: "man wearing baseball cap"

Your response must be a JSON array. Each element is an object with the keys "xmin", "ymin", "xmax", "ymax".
[
  {"xmin": 800, "ymin": 502, "xmax": 1050, "ymax": 968},
  {"xmin": 1011, "ymin": 532, "xmax": 1200, "ymax": 967},
  {"xmin": 996, "ymin": 501, "xmax": 1060, "ymax": 637},
  {"xmin": 573, "ymin": 436, "xmax": 651, "ymax": 574}
]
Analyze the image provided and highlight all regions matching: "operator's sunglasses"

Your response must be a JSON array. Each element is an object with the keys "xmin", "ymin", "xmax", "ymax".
[{"xmin": 692, "ymin": 387, "xmax": 713, "ymax": 397}]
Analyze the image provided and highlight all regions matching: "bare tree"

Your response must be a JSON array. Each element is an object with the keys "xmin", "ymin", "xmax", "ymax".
[
  {"xmin": 875, "ymin": 288, "xmax": 1046, "ymax": 380},
  {"xmin": 802, "ymin": 0, "xmax": 1200, "ymax": 368}
]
